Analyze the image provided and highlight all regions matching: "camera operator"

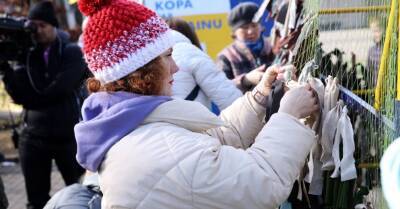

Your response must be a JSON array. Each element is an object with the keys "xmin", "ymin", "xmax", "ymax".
[{"xmin": 0, "ymin": 1, "xmax": 86, "ymax": 209}]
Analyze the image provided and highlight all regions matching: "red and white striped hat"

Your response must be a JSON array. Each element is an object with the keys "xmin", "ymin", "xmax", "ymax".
[{"xmin": 78, "ymin": 0, "xmax": 175, "ymax": 84}]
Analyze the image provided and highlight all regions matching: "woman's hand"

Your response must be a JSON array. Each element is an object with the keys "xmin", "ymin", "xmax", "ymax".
[
  {"xmin": 254, "ymin": 65, "xmax": 282, "ymax": 96},
  {"xmin": 276, "ymin": 65, "xmax": 297, "ymax": 82},
  {"xmin": 243, "ymin": 64, "xmax": 266, "ymax": 86},
  {"xmin": 278, "ymin": 84, "xmax": 320, "ymax": 119},
  {"xmin": 254, "ymin": 64, "xmax": 297, "ymax": 96}
]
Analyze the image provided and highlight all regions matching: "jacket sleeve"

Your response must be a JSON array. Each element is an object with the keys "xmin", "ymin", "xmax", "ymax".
[
  {"xmin": 183, "ymin": 43, "xmax": 242, "ymax": 110},
  {"xmin": 215, "ymin": 54, "xmax": 234, "ymax": 80},
  {"xmin": 1, "ymin": 64, "xmax": 55, "ymax": 108},
  {"xmin": 40, "ymin": 44, "xmax": 87, "ymax": 96},
  {"xmin": 205, "ymin": 92, "xmax": 265, "ymax": 149},
  {"xmin": 216, "ymin": 54, "xmax": 251, "ymax": 92},
  {"xmin": 191, "ymin": 113, "xmax": 315, "ymax": 209}
]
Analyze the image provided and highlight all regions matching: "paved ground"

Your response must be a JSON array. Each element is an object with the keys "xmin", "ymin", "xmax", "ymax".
[
  {"xmin": 0, "ymin": 129, "xmax": 65, "ymax": 209},
  {"xmin": 1, "ymin": 162, "xmax": 64, "ymax": 209}
]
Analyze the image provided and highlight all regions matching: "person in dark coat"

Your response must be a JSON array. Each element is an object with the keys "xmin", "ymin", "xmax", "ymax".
[
  {"xmin": 216, "ymin": 2, "xmax": 276, "ymax": 93},
  {"xmin": 0, "ymin": 1, "xmax": 86, "ymax": 208}
]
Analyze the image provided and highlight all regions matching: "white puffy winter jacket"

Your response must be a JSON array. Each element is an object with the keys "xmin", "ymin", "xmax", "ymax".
[
  {"xmin": 99, "ymin": 92, "xmax": 315, "ymax": 209},
  {"xmin": 171, "ymin": 30, "xmax": 242, "ymax": 110}
]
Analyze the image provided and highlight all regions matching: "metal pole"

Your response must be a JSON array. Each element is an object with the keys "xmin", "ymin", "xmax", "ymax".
[
  {"xmin": 396, "ymin": 0, "xmax": 400, "ymax": 138},
  {"xmin": 319, "ymin": 5, "xmax": 389, "ymax": 15},
  {"xmin": 374, "ymin": 0, "xmax": 396, "ymax": 110},
  {"xmin": 358, "ymin": 163, "xmax": 379, "ymax": 169},
  {"xmin": 398, "ymin": 0, "xmax": 400, "ymax": 102},
  {"xmin": 396, "ymin": 102, "xmax": 400, "ymax": 138}
]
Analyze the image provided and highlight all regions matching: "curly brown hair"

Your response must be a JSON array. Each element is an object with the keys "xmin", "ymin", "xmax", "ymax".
[{"xmin": 87, "ymin": 57, "xmax": 166, "ymax": 95}]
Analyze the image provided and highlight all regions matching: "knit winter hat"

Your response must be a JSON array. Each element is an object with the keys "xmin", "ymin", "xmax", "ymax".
[
  {"xmin": 228, "ymin": 2, "xmax": 259, "ymax": 31},
  {"xmin": 78, "ymin": 0, "xmax": 175, "ymax": 84},
  {"xmin": 28, "ymin": 1, "xmax": 59, "ymax": 27}
]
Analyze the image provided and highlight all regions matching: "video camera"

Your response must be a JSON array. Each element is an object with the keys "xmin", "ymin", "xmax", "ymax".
[{"xmin": 0, "ymin": 15, "xmax": 37, "ymax": 63}]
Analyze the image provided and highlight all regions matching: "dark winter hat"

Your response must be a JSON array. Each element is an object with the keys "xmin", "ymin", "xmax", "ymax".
[
  {"xmin": 228, "ymin": 2, "xmax": 259, "ymax": 31},
  {"xmin": 28, "ymin": 1, "xmax": 59, "ymax": 27}
]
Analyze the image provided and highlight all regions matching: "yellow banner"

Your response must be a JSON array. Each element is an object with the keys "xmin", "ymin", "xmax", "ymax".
[{"xmin": 179, "ymin": 13, "xmax": 232, "ymax": 59}]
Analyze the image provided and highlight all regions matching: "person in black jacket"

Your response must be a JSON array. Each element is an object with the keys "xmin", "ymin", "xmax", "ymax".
[{"xmin": 0, "ymin": 2, "xmax": 86, "ymax": 209}]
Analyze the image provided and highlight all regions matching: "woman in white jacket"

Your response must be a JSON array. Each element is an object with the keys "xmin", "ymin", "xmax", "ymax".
[
  {"xmin": 75, "ymin": 0, "xmax": 320, "ymax": 208},
  {"xmin": 167, "ymin": 18, "xmax": 242, "ymax": 110}
]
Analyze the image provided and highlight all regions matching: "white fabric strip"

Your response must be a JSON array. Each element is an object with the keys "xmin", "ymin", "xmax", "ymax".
[
  {"xmin": 304, "ymin": 77, "xmax": 325, "ymax": 195},
  {"xmin": 320, "ymin": 101, "xmax": 342, "ymax": 170},
  {"xmin": 330, "ymin": 106, "xmax": 357, "ymax": 181}
]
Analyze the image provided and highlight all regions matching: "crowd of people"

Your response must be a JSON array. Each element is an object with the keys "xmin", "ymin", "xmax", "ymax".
[{"xmin": 0, "ymin": 0, "xmax": 397, "ymax": 209}]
